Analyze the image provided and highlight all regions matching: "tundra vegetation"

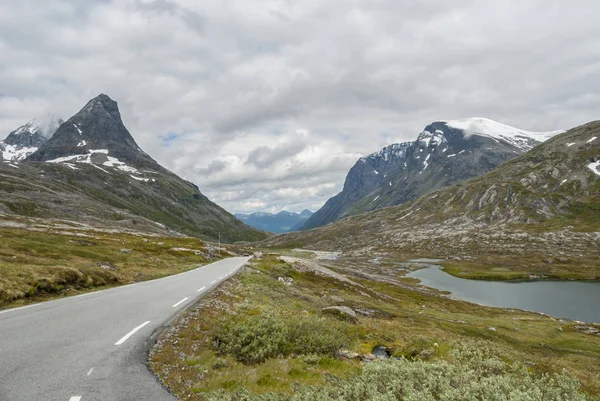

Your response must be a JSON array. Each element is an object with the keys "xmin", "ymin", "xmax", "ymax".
[
  {"xmin": 150, "ymin": 254, "xmax": 600, "ymax": 400},
  {"xmin": 0, "ymin": 215, "xmax": 230, "ymax": 308}
]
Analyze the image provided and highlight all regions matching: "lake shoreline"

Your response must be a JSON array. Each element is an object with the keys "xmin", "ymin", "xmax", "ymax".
[{"xmin": 407, "ymin": 265, "xmax": 600, "ymax": 323}]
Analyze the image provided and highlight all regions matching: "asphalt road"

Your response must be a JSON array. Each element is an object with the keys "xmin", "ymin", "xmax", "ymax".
[{"xmin": 0, "ymin": 256, "xmax": 251, "ymax": 401}]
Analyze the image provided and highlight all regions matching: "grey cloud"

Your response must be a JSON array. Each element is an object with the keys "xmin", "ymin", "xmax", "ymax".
[
  {"xmin": 135, "ymin": 0, "xmax": 205, "ymax": 33},
  {"xmin": 194, "ymin": 159, "xmax": 228, "ymax": 175},
  {"xmin": 246, "ymin": 138, "xmax": 309, "ymax": 168},
  {"xmin": 1, "ymin": 0, "xmax": 600, "ymax": 213}
]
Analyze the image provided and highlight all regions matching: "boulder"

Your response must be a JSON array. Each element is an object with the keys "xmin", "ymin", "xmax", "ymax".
[{"xmin": 322, "ymin": 306, "xmax": 358, "ymax": 322}]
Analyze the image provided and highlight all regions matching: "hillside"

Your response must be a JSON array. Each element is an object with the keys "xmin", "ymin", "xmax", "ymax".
[
  {"xmin": 302, "ymin": 118, "xmax": 562, "ymax": 230},
  {"xmin": 264, "ymin": 121, "xmax": 600, "ymax": 279},
  {"xmin": 0, "ymin": 95, "xmax": 266, "ymax": 243}
]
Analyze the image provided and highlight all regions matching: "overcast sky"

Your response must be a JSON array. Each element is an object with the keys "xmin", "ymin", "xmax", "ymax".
[{"xmin": 1, "ymin": 1, "xmax": 599, "ymax": 213}]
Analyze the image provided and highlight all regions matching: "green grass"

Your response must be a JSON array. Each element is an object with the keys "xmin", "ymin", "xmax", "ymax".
[{"xmin": 439, "ymin": 257, "xmax": 600, "ymax": 281}]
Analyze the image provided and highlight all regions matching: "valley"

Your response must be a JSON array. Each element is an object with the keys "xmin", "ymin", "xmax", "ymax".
[
  {"xmin": 1, "ymin": 96, "xmax": 598, "ymax": 401},
  {"xmin": 150, "ymin": 252, "xmax": 600, "ymax": 400},
  {"xmin": 3, "ymin": 3, "xmax": 599, "ymax": 400}
]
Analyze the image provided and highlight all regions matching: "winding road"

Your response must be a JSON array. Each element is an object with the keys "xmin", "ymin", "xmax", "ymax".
[{"xmin": 0, "ymin": 256, "xmax": 251, "ymax": 401}]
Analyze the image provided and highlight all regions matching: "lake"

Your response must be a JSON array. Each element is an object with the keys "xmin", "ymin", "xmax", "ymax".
[{"xmin": 407, "ymin": 265, "xmax": 600, "ymax": 323}]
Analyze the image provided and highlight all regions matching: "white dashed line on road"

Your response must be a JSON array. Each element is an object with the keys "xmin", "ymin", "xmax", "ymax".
[
  {"xmin": 210, "ymin": 280, "xmax": 216, "ymax": 284},
  {"xmin": 197, "ymin": 287, "xmax": 206, "ymax": 292},
  {"xmin": 69, "ymin": 396, "xmax": 82, "ymax": 401},
  {"xmin": 87, "ymin": 368, "xmax": 94, "ymax": 376},
  {"xmin": 172, "ymin": 298, "xmax": 189, "ymax": 308},
  {"xmin": 115, "ymin": 321, "xmax": 151, "ymax": 346}
]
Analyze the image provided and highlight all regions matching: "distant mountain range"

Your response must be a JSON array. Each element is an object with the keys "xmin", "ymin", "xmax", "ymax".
[
  {"xmin": 0, "ymin": 94, "xmax": 266, "ymax": 243},
  {"xmin": 301, "ymin": 118, "xmax": 563, "ymax": 230},
  {"xmin": 235, "ymin": 210, "xmax": 313, "ymax": 233}
]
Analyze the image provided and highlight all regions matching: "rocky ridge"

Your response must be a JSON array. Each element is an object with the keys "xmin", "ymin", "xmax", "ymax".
[{"xmin": 302, "ymin": 118, "xmax": 562, "ymax": 230}]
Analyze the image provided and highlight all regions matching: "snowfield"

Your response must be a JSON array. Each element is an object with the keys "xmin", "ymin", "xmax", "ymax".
[
  {"xmin": 1, "ymin": 143, "xmax": 38, "ymax": 162},
  {"xmin": 445, "ymin": 117, "xmax": 563, "ymax": 151}
]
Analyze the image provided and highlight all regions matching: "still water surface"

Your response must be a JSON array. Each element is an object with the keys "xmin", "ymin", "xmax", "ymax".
[{"xmin": 407, "ymin": 266, "xmax": 600, "ymax": 323}]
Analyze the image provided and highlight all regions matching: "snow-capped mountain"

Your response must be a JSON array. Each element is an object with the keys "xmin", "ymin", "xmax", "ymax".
[
  {"xmin": 301, "ymin": 118, "xmax": 562, "ymax": 230},
  {"xmin": 235, "ymin": 209, "xmax": 313, "ymax": 233},
  {"xmin": 444, "ymin": 117, "xmax": 563, "ymax": 151},
  {"xmin": 1, "ymin": 114, "xmax": 63, "ymax": 162},
  {"xmin": 27, "ymin": 95, "xmax": 158, "ymax": 174}
]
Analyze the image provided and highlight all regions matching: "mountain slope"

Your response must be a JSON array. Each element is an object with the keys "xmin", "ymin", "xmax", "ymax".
[
  {"xmin": 1, "ymin": 94, "xmax": 266, "ymax": 243},
  {"xmin": 1, "ymin": 114, "xmax": 63, "ymax": 162},
  {"xmin": 264, "ymin": 121, "xmax": 600, "ymax": 278},
  {"xmin": 302, "ymin": 118, "xmax": 562, "ymax": 230},
  {"xmin": 235, "ymin": 210, "xmax": 313, "ymax": 233}
]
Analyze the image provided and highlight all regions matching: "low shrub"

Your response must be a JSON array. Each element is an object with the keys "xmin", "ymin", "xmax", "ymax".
[
  {"xmin": 206, "ymin": 346, "xmax": 590, "ymax": 400},
  {"xmin": 212, "ymin": 312, "xmax": 351, "ymax": 364}
]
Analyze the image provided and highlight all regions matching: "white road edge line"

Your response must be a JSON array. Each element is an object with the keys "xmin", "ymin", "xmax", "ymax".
[
  {"xmin": 69, "ymin": 396, "xmax": 82, "ymax": 401},
  {"xmin": 74, "ymin": 291, "xmax": 101, "ymax": 298},
  {"xmin": 115, "ymin": 321, "xmax": 151, "ymax": 346},
  {"xmin": 210, "ymin": 280, "xmax": 216, "ymax": 284},
  {"xmin": 196, "ymin": 287, "xmax": 206, "ymax": 292},
  {"xmin": 87, "ymin": 367, "xmax": 94, "ymax": 376},
  {"xmin": 172, "ymin": 297, "xmax": 189, "ymax": 308},
  {"xmin": 0, "ymin": 303, "xmax": 40, "ymax": 315}
]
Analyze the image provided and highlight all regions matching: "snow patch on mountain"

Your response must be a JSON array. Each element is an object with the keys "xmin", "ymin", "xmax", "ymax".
[
  {"xmin": 444, "ymin": 117, "xmax": 563, "ymax": 151},
  {"xmin": 46, "ymin": 149, "xmax": 150, "ymax": 179},
  {"xmin": 363, "ymin": 142, "xmax": 412, "ymax": 162},
  {"xmin": 418, "ymin": 130, "xmax": 446, "ymax": 147},
  {"xmin": 1, "ymin": 144, "xmax": 38, "ymax": 162},
  {"xmin": 588, "ymin": 161, "xmax": 600, "ymax": 176}
]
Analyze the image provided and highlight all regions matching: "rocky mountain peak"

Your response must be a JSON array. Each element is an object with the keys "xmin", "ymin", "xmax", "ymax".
[
  {"xmin": 301, "ymin": 117, "xmax": 563, "ymax": 230},
  {"xmin": 26, "ymin": 94, "xmax": 159, "ymax": 171},
  {"xmin": 1, "ymin": 114, "xmax": 63, "ymax": 162},
  {"xmin": 79, "ymin": 94, "xmax": 123, "ymax": 125}
]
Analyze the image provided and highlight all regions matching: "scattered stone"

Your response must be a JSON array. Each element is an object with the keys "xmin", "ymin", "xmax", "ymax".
[
  {"xmin": 96, "ymin": 261, "xmax": 118, "ymax": 270},
  {"xmin": 120, "ymin": 249, "xmax": 132, "ymax": 254},
  {"xmin": 277, "ymin": 277, "xmax": 294, "ymax": 286},
  {"xmin": 372, "ymin": 345, "xmax": 390, "ymax": 359},
  {"xmin": 487, "ymin": 326, "xmax": 497, "ymax": 332},
  {"xmin": 338, "ymin": 349, "xmax": 360, "ymax": 360},
  {"xmin": 142, "ymin": 239, "xmax": 149, "ymax": 243},
  {"xmin": 362, "ymin": 354, "xmax": 377, "ymax": 362},
  {"xmin": 575, "ymin": 325, "xmax": 600, "ymax": 336},
  {"xmin": 322, "ymin": 306, "xmax": 358, "ymax": 321},
  {"xmin": 328, "ymin": 295, "xmax": 344, "ymax": 303}
]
